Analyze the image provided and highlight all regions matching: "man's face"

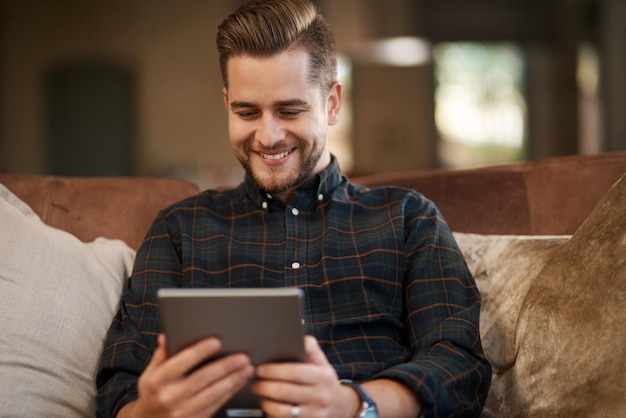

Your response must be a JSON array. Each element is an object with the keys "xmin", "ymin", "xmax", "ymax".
[{"xmin": 223, "ymin": 48, "xmax": 342, "ymax": 194}]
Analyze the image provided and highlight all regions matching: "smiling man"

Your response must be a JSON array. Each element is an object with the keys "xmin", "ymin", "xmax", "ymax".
[
  {"xmin": 225, "ymin": 47, "xmax": 338, "ymax": 197},
  {"xmin": 96, "ymin": 1, "xmax": 491, "ymax": 417}
]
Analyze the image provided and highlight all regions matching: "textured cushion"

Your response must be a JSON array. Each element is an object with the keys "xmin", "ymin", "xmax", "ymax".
[
  {"xmin": 454, "ymin": 233, "xmax": 569, "ymax": 372},
  {"xmin": 485, "ymin": 172, "xmax": 626, "ymax": 417},
  {"xmin": 0, "ymin": 183, "xmax": 135, "ymax": 417}
]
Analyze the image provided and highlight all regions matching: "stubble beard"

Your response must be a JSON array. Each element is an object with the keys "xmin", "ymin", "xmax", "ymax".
[{"xmin": 237, "ymin": 139, "xmax": 324, "ymax": 194}]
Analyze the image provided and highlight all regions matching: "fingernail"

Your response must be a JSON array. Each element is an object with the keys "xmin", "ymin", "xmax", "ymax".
[
  {"xmin": 205, "ymin": 338, "xmax": 220, "ymax": 350},
  {"xmin": 244, "ymin": 364, "xmax": 255, "ymax": 376}
]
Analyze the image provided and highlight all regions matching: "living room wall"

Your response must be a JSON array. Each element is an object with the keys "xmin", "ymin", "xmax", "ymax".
[
  {"xmin": 1, "ymin": 0, "xmax": 623, "ymax": 189},
  {"xmin": 0, "ymin": 0, "xmax": 245, "ymax": 187}
]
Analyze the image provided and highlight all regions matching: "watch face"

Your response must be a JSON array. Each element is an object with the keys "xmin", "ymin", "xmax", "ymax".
[{"xmin": 362, "ymin": 405, "xmax": 379, "ymax": 418}]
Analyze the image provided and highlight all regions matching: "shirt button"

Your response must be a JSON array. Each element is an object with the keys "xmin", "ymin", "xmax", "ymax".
[
  {"xmin": 291, "ymin": 261, "xmax": 301, "ymax": 269},
  {"xmin": 291, "ymin": 208, "xmax": 299, "ymax": 216},
  {"xmin": 318, "ymin": 194, "xmax": 324, "ymax": 201},
  {"xmin": 262, "ymin": 201, "xmax": 268, "ymax": 209},
  {"xmin": 301, "ymin": 318, "xmax": 306, "ymax": 325}
]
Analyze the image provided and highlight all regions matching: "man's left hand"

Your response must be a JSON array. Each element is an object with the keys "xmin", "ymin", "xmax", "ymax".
[{"xmin": 251, "ymin": 335, "xmax": 360, "ymax": 418}]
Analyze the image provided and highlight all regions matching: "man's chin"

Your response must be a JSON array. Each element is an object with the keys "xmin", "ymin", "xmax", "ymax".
[
  {"xmin": 246, "ymin": 162, "xmax": 291, "ymax": 190},
  {"xmin": 253, "ymin": 177, "xmax": 294, "ymax": 194}
]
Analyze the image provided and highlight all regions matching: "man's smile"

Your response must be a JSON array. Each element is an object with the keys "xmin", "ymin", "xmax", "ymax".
[{"xmin": 259, "ymin": 148, "xmax": 295, "ymax": 161}]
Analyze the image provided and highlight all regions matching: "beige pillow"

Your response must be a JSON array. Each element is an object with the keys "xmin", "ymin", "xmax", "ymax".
[
  {"xmin": 453, "ymin": 233, "xmax": 569, "ymax": 371},
  {"xmin": 0, "ymin": 184, "xmax": 135, "ymax": 417},
  {"xmin": 485, "ymin": 172, "xmax": 626, "ymax": 417}
]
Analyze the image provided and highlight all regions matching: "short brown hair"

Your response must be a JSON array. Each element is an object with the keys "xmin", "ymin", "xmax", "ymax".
[{"xmin": 216, "ymin": 0, "xmax": 337, "ymax": 91}]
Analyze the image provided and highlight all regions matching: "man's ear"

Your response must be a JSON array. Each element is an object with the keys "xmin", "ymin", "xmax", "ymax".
[
  {"xmin": 326, "ymin": 81, "xmax": 343, "ymax": 126},
  {"xmin": 222, "ymin": 87, "xmax": 229, "ymax": 111}
]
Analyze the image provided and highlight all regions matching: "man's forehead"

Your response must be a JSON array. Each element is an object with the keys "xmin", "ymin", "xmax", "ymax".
[
  {"xmin": 225, "ymin": 49, "xmax": 313, "ymax": 87},
  {"xmin": 225, "ymin": 55, "xmax": 321, "ymax": 106}
]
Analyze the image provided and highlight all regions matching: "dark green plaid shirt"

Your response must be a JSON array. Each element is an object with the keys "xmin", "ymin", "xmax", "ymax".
[{"xmin": 97, "ymin": 158, "xmax": 491, "ymax": 418}]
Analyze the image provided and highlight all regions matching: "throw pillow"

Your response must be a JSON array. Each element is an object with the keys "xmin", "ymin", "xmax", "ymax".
[
  {"xmin": 488, "ymin": 172, "xmax": 626, "ymax": 417},
  {"xmin": 0, "ymin": 183, "xmax": 135, "ymax": 417},
  {"xmin": 453, "ymin": 233, "xmax": 569, "ymax": 372}
]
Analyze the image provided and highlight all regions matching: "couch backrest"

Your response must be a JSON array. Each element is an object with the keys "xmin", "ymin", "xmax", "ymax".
[
  {"xmin": 0, "ymin": 174, "xmax": 200, "ymax": 250},
  {"xmin": 352, "ymin": 151, "xmax": 626, "ymax": 235},
  {"xmin": 3, "ymin": 152, "xmax": 625, "ymax": 246}
]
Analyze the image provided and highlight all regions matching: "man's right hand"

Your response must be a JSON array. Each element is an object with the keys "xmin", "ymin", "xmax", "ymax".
[{"xmin": 117, "ymin": 333, "xmax": 254, "ymax": 418}]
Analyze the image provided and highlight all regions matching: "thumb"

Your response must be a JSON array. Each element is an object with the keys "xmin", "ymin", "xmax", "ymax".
[
  {"xmin": 304, "ymin": 335, "xmax": 330, "ymax": 366},
  {"xmin": 144, "ymin": 333, "xmax": 168, "ymax": 372}
]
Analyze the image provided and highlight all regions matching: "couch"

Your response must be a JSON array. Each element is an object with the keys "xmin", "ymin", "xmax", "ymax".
[{"xmin": 1, "ymin": 151, "xmax": 625, "ymax": 417}]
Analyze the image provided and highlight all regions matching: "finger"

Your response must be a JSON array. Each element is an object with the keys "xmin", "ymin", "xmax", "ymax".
[
  {"xmin": 257, "ymin": 397, "xmax": 299, "ymax": 418},
  {"xmin": 184, "ymin": 352, "xmax": 253, "ymax": 396},
  {"xmin": 256, "ymin": 361, "xmax": 315, "ymax": 385},
  {"xmin": 253, "ymin": 378, "xmax": 305, "ymax": 404},
  {"xmin": 256, "ymin": 336, "xmax": 335, "ymax": 389},
  {"xmin": 304, "ymin": 335, "xmax": 330, "ymax": 366},
  {"xmin": 172, "ymin": 355, "xmax": 255, "ymax": 417},
  {"xmin": 255, "ymin": 363, "xmax": 320, "ymax": 385},
  {"xmin": 144, "ymin": 333, "xmax": 168, "ymax": 374},
  {"xmin": 171, "ymin": 336, "xmax": 222, "ymax": 371},
  {"xmin": 155, "ymin": 337, "xmax": 223, "ymax": 385}
]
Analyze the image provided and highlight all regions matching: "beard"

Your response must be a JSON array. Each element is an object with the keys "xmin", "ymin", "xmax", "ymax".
[{"xmin": 235, "ymin": 138, "xmax": 325, "ymax": 194}]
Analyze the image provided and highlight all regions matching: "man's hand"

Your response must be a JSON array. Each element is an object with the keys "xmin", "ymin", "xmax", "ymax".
[
  {"xmin": 118, "ymin": 334, "xmax": 254, "ymax": 418},
  {"xmin": 251, "ymin": 335, "xmax": 360, "ymax": 418}
]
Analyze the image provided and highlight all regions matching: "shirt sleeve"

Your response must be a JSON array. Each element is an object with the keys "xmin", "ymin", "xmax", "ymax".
[
  {"xmin": 375, "ymin": 193, "xmax": 492, "ymax": 418},
  {"xmin": 96, "ymin": 211, "xmax": 183, "ymax": 418}
]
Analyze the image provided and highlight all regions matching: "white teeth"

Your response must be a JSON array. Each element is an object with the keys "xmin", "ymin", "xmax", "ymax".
[{"xmin": 261, "ymin": 150, "xmax": 290, "ymax": 160}]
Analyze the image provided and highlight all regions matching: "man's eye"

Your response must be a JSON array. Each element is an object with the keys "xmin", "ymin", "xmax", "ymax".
[
  {"xmin": 280, "ymin": 110, "xmax": 303, "ymax": 118},
  {"xmin": 237, "ymin": 111, "xmax": 258, "ymax": 119}
]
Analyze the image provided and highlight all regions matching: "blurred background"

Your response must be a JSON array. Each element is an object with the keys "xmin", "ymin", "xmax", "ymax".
[{"xmin": 0, "ymin": 0, "xmax": 624, "ymax": 189}]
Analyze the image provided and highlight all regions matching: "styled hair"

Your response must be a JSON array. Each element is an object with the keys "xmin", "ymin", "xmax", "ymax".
[{"xmin": 216, "ymin": 0, "xmax": 337, "ymax": 91}]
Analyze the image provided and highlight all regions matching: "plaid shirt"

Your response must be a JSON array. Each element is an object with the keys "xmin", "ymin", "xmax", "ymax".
[{"xmin": 97, "ymin": 158, "xmax": 491, "ymax": 418}]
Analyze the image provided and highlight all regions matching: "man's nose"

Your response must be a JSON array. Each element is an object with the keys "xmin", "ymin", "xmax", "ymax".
[{"xmin": 256, "ymin": 114, "xmax": 286, "ymax": 148}]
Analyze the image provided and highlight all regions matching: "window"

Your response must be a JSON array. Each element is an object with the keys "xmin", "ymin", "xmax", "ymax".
[{"xmin": 433, "ymin": 42, "xmax": 526, "ymax": 168}]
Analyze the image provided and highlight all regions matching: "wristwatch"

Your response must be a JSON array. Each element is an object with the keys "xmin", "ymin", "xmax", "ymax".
[{"xmin": 340, "ymin": 379, "xmax": 379, "ymax": 418}]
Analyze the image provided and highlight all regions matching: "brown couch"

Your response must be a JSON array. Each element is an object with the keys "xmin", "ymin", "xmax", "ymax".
[
  {"xmin": 0, "ymin": 174, "xmax": 200, "ymax": 250},
  {"xmin": 353, "ymin": 151, "xmax": 626, "ymax": 235},
  {"xmin": 2, "ymin": 151, "xmax": 624, "ymax": 248},
  {"xmin": 2, "ymin": 150, "xmax": 626, "ymax": 417}
]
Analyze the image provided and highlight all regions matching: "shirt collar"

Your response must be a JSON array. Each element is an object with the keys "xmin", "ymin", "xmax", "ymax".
[{"xmin": 243, "ymin": 155, "xmax": 343, "ymax": 211}]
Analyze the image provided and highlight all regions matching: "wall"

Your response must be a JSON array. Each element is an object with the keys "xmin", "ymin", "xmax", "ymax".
[
  {"xmin": 0, "ymin": 0, "xmax": 243, "ymax": 188},
  {"xmin": 1, "ymin": 0, "xmax": 623, "ymax": 188},
  {"xmin": 0, "ymin": 0, "xmax": 439, "ymax": 187},
  {"xmin": 601, "ymin": 0, "xmax": 626, "ymax": 152}
]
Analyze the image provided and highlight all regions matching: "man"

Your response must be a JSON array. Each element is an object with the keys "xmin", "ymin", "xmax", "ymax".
[{"xmin": 97, "ymin": 0, "xmax": 492, "ymax": 417}]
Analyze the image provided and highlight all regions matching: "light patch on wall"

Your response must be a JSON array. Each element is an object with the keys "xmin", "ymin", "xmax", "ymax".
[
  {"xmin": 348, "ymin": 37, "xmax": 432, "ymax": 67},
  {"xmin": 577, "ymin": 42, "xmax": 601, "ymax": 155},
  {"xmin": 329, "ymin": 53, "xmax": 354, "ymax": 174},
  {"xmin": 433, "ymin": 42, "xmax": 526, "ymax": 168}
]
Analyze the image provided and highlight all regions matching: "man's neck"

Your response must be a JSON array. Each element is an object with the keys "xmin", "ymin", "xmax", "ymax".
[{"xmin": 274, "ymin": 190, "xmax": 295, "ymax": 204}]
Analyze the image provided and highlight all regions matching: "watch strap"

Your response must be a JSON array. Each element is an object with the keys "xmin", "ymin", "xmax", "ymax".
[{"xmin": 340, "ymin": 379, "xmax": 378, "ymax": 418}]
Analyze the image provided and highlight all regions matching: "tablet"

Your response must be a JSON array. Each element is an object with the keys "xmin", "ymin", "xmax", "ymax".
[{"xmin": 157, "ymin": 287, "xmax": 306, "ymax": 417}]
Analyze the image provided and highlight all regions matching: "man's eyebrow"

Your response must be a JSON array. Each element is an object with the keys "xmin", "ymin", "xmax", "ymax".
[
  {"xmin": 276, "ymin": 99, "xmax": 310, "ymax": 108},
  {"xmin": 229, "ymin": 99, "xmax": 311, "ymax": 111},
  {"xmin": 230, "ymin": 101, "xmax": 255, "ymax": 110}
]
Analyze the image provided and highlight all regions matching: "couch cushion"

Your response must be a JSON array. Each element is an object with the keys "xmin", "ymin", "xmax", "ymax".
[
  {"xmin": 454, "ymin": 233, "xmax": 569, "ymax": 372},
  {"xmin": 0, "ymin": 183, "xmax": 135, "ymax": 417},
  {"xmin": 487, "ymin": 172, "xmax": 626, "ymax": 417}
]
